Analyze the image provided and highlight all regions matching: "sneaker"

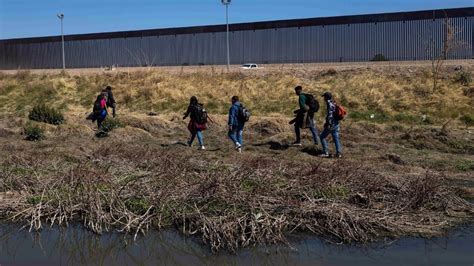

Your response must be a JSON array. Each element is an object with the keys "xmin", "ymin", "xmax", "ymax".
[
  {"xmin": 290, "ymin": 141, "xmax": 302, "ymax": 146},
  {"xmin": 198, "ymin": 146, "xmax": 206, "ymax": 150},
  {"xmin": 187, "ymin": 141, "xmax": 192, "ymax": 147},
  {"xmin": 335, "ymin": 153, "xmax": 342, "ymax": 158},
  {"xmin": 235, "ymin": 142, "xmax": 242, "ymax": 150},
  {"xmin": 319, "ymin": 153, "xmax": 330, "ymax": 158}
]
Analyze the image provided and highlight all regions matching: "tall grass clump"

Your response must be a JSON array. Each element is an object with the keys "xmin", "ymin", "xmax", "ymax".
[
  {"xmin": 457, "ymin": 71, "xmax": 472, "ymax": 86},
  {"xmin": 101, "ymin": 117, "xmax": 124, "ymax": 132},
  {"xmin": 28, "ymin": 104, "xmax": 65, "ymax": 125},
  {"xmin": 23, "ymin": 124, "xmax": 45, "ymax": 141}
]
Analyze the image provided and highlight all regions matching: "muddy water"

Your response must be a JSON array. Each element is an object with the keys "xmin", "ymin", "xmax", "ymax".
[{"xmin": 0, "ymin": 225, "xmax": 473, "ymax": 266}]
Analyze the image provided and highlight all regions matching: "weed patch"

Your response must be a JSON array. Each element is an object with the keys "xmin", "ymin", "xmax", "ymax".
[
  {"xmin": 28, "ymin": 104, "xmax": 64, "ymax": 125},
  {"xmin": 101, "ymin": 117, "xmax": 124, "ymax": 132},
  {"xmin": 23, "ymin": 124, "xmax": 45, "ymax": 141},
  {"xmin": 456, "ymin": 160, "xmax": 474, "ymax": 172},
  {"xmin": 125, "ymin": 197, "xmax": 151, "ymax": 215}
]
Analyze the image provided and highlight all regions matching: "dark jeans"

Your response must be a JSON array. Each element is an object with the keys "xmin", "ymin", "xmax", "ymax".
[
  {"xmin": 97, "ymin": 117, "xmax": 105, "ymax": 130},
  {"xmin": 295, "ymin": 113, "xmax": 319, "ymax": 144}
]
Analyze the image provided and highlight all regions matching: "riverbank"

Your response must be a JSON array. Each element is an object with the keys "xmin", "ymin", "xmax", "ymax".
[
  {"xmin": 0, "ymin": 112, "xmax": 473, "ymax": 252},
  {"xmin": 0, "ymin": 66, "xmax": 473, "ymax": 252}
]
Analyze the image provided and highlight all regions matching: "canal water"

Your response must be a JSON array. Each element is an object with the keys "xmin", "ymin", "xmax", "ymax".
[{"xmin": 0, "ymin": 224, "xmax": 473, "ymax": 265}]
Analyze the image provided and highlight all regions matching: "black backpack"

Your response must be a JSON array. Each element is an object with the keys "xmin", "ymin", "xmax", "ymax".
[
  {"xmin": 93, "ymin": 99, "xmax": 104, "ymax": 116},
  {"xmin": 238, "ymin": 105, "xmax": 251, "ymax": 123},
  {"xmin": 304, "ymin": 93, "xmax": 319, "ymax": 112},
  {"xmin": 194, "ymin": 104, "xmax": 208, "ymax": 124}
]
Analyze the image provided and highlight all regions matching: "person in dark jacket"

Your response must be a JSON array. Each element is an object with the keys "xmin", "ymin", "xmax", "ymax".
[
  {"xmin": 183, "ymin": 96, "xmax": 206, "ymax": 150},
  {"xmin": 92, "ymin": 92, "xmax": 108, "ymax": 130},
  {"xmin": 103, "ymin": 86, "xmax": 116, "ymax": 117},
  {"xmin": 291, "ymin": 86, "xmax": 319, "ymax": 146},
  {"xmin": 228, "ymin": 96, "xmax": 245, "ymax": 153},
  {"xmin": 319, "ymin": 92, "xmax": 342, "ymax": 158}
]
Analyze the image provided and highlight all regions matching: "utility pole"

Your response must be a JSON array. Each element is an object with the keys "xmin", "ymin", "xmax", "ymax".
[
  {"xmin": 57, "ymin": 13, "xmax": 65, "ymax": 70},
  {"xmin": 221, "ymin": 0, "xmax": 231, "ymax": 70}
]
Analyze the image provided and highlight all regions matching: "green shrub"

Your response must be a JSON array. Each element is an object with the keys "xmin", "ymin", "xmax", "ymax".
[
  {"xmin": 27, "ymin": 195, "xmax": 43, "ymax": 205},
  {"xmin": 101, "ymin": 117, "xmax": 124, "ymax": 132},
  {"xmin": 457, "ymin": 71, "xmax": 472, "ymax": 86},
  {"xmin": 371, "ymin": 54, "xmax": 388, "ymax": 61},
  {"xmin": 24, "ymin": 124, "xmax": 45, "ymax": 141},
  {"xmin": 459, "ymin": 114, "xmax": 474, "ymax": 127},
  {"xmin": 456, "ymin": 160, "xmax": 474, "ymax": 172},
  {"xmin": 28, "ymin": 104, "xmax": 65, "ymax": 125},
  {"xmin": 125, "ymin": 197, "xmax": 150, "ymax": 215}
]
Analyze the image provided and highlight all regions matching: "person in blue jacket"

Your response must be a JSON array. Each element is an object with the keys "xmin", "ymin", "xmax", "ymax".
[{"xmin": 228, "ymin": 96, "xmax": 245, "ymax": 153}]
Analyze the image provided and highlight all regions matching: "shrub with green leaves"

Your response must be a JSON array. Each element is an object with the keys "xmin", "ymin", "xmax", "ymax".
[
  {"xmin": 28, "ymin": 104, "xmax": 65, "ymax": 125},
  {"xmin": 101, "ymin": 117, "xmax": 124, "ymax": 132},
  {"xmin": 24, "ymin": 124, "xmax": 45, "ymax": 141}
]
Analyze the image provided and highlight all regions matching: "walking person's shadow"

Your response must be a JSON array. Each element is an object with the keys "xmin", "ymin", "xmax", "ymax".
[
  {"xmin": 161, "ymin": 141, "xmax": 221, "ymax": 151},
  {"xmin": 253, "ymin": 141, "xmax": 290, "ymax": 151}
]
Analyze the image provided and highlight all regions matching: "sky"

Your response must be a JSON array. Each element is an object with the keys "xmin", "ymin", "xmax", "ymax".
[{"xmin": 0, "ymin": 0, "xmax": 472, "ymax": 39}]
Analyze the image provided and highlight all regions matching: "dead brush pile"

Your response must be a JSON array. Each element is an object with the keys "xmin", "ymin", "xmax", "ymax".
[{"xmin": 0, "ymin": 143, "xmax": 472, "ymax": 252}]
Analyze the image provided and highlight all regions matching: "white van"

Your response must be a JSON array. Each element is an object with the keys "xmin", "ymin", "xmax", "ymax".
[{"xmin": 241, "ymin": 63, "xmax": 259, "ymax": 69}]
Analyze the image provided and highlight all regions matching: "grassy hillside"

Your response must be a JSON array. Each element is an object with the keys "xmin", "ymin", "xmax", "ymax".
[{"xmin": 0, "ymin": 66, "xmax": 473, "ymax": 126}]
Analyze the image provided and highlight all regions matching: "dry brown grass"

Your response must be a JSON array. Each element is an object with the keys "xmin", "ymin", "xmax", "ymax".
[
  {"xmin": 0, "ymin": 64, "xmax": 473, "ymax": 124},
  {"xmin": 0, "ymin": 143, "xmax": 471, "ymax": 253},
  {"xmin": 0, "ymin": 63, "xmax": 473, "ymax": 252}
]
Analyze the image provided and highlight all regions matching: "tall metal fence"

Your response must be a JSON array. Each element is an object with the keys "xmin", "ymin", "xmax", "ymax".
[{"xmin": 0, "ymin": 7, "xmax": 473, "ymax": 69}]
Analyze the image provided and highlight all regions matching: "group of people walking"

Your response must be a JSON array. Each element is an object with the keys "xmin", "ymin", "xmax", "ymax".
[
  {"xmin": 290, "ymin": 86, "xmax": 344, "ymax": 158},
  {"xmin": 183, "ymin": 95, "xmax": 249, "ymax": 153},
  {"xmin": 178, "ymin": 85, "xmax": 344, "ymax": 157},
  {"xmin": 89, "ymin": 85, "xmax": 344, "ymax": 157}
]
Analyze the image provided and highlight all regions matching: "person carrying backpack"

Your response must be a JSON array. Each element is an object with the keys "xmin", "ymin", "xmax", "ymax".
[
  {"xmin": 92, "ymin": 92, "xmax": 108, "ymax": 130},
  {"xmin": 228, "ymin": 96, "xmax": 248, "ymax": 153},
  {"xmin": 290, "ymin": 86, "xmax": 319, "ymax": 146},
  {"xmin": 183, "ymin": 96, "xmax": 207, "ymax": 150},
  {"xmin": 319, "ymin": 92, "xmax": 343, "ymax": 158},
  {"xmin": 104, "ymin": 86, "xmax": 116, "ymax": 117}
]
